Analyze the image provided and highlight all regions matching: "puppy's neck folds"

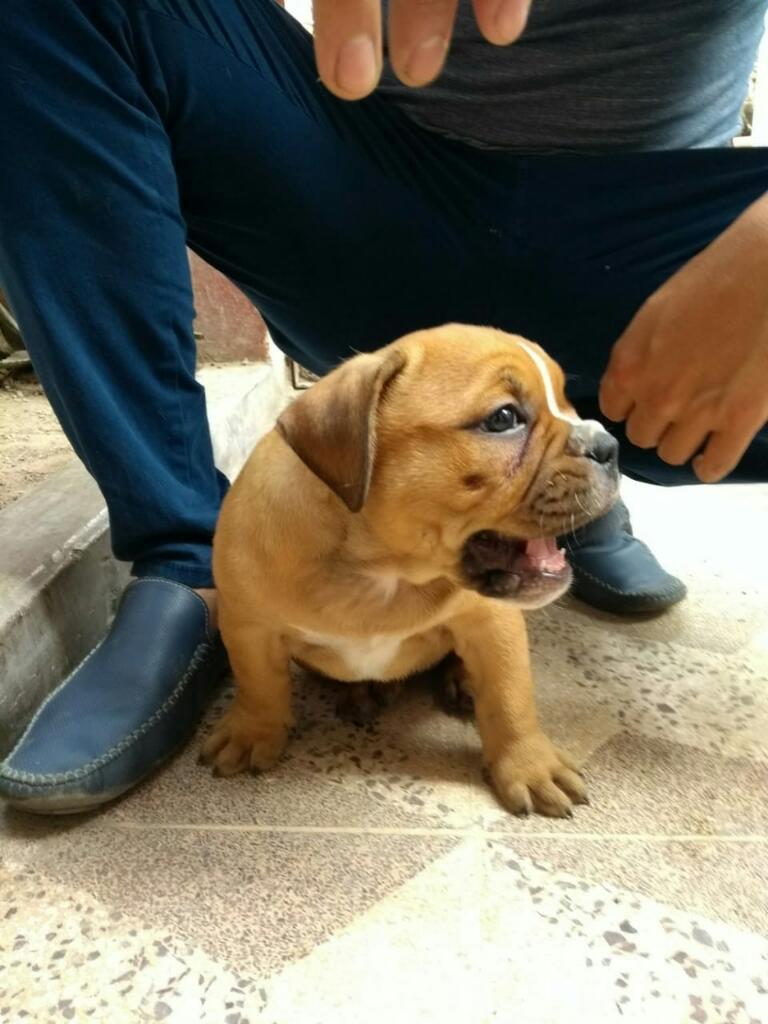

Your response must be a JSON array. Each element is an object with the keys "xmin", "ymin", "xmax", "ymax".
[{"xmin": 344, "ymin": 516, "xmax": 454, "ymax": 591}]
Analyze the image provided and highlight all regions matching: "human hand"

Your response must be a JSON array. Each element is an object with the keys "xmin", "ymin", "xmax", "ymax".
[
  {"xmin": 312, "ymin": 0, "xmax": 532, "ymax": 100},
  {"xmin": 599, "ymin": 195, "xmax": 768, "ymax": 483}
]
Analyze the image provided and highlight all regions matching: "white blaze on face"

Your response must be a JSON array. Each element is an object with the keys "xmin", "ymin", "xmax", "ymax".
[
  {"xmin": 517, "ymin": 339, "xmax": 610, "ymax": 448},
  {"xmin": 517, "ymin": 340, "xmax": 582, "ymax": 426}
]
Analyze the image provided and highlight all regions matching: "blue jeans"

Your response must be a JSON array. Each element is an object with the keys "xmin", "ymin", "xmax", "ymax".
[{"xmin": 1, "ymin": 0, "xmax": 767, "ymax": 587}]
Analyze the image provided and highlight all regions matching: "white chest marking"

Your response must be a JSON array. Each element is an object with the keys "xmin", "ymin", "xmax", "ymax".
[
  {"xmin": 517, "ymin": 340, "xmax": 582, "ymax": 426},
  {"xmin": 298, "ymin": 629, "xmax": 408, "ymax": 679}
]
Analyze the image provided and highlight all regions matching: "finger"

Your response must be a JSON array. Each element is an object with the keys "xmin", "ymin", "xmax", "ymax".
[
  {"xmin": 602, "ymin": 350, "xmax": 643, "ymax": 421},
  {"xmin": 313, "ymin": 0, "xmax": 382, "ymax": 100},
  {"xmin": 657, "ymin": 416, "xmax": 711, "ymax": 467},
  {"xmin": 388, "ymin": 0, "xmax": 457, "ymax": 87},
  {"xmin": 472, "ymin": 0, "xmax": 533, "ymax": 46},
  {"xmin": 625, "ymin": 403, "xmax": 675, "ymax": 450},
  {"xmin": 598, "ymin": 376, "xmax": 635, "ymax": 423},
  {"xmin": 694, "ymin": 411, "xmax": 767, "ymax": 483},
  {"xmin": 599, "ymin": 310, "xmax": 654, "ymax": 422}
]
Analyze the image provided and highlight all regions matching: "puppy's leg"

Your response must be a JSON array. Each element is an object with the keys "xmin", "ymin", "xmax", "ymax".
[
  {"xmin": 450, "ymin": 605, "xmax": 588, "ymax": 817},
  {"xmin": 200, "ymin": 622, "xmax": 292, "ymax": 776}
]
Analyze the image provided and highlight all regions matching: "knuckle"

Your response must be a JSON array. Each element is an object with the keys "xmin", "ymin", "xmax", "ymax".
[
  {"xmin": 411, "ymin": 0, "xmax": 452, "ymax": 11},
  {"xmin": 724, "ymin": 396, "xmax": 763, "ymax": 429},
  {"xmin": 651, "ymin": 388, "xmax": 681, "ymax": 418},
  {"xmin": 393, "ymin": 0, "xmax": 453, "ymax": 18},
  {"xmin": 608, "ymin": 345, "xmax": 639, "ymax": 381}
]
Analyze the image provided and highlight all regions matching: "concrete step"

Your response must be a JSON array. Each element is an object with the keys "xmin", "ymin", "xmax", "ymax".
[{"xmin": 0, "ymin": 361, "xmax": 291, "ymax": 756}]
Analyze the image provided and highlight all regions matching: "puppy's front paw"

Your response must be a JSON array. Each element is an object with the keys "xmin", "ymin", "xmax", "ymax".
[
  {"xmin": 489, "ymin": 732, "xmax": 588, "ymax": 818},
  {"xmin": 199, "ymin": 706, "xmax": 289, "ymax": 777}
]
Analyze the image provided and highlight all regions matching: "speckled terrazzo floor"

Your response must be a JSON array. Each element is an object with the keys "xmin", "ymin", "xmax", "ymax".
[{"xmin": 1, "ymin": 478, "xmax": 767, "ymax": 1024}]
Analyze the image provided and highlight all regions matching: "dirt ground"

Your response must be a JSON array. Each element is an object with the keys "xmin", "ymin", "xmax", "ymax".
[
  {"xmin": 0, "ymin": 360, "xmax": 260, "ymax": 512},
  {"xmin": 0, "ymin": 371, "xmax": 75, "ymax": 512}
]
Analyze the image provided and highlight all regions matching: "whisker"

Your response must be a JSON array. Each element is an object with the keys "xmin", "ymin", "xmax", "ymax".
[
  {"xmin": 574, "ymin": 491, "xmax": 589, "ymax": 517},
  {"xmin": 560, "ymin": 514, "xmax": 575, "ymax": 553}
]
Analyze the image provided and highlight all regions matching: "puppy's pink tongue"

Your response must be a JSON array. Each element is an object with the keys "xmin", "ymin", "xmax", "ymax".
[{"xmin": 524, "ymin": 537, "xmax": 567, "ymax": 573}]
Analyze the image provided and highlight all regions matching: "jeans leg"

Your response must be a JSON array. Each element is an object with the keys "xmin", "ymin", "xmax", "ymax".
[
  {"xmin": 0, "ymin": 0, "xmax": 227, "ymax": 586},
  {"xmin": 129, "ymin": 0, "xmax": 499, "ymax": 376},
  {"xmin": 1, "ymin": 0, "xmax": 501, "ymax": 593}
]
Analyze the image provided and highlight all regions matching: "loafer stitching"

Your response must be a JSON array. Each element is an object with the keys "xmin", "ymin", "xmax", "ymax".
[
  {"xmin": 1, "ymin": 577, "xmax": 214, "ymax": 786},
  {"xmin": 2, "ymin": 633, "xmax": 111, "ymax": 767},
  {"xmin": 1, "ymin": 640, "xmax": 214, "ymax": 786},
  {"xmin": 572, "ymin": 564, "xmax": 686, "ymax": 600},
  {"xmin": 4, "ymin": 577, "xmax": 211, "ymax": 772}
]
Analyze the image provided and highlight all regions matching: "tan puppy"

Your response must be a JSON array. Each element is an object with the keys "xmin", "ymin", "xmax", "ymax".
[{"xmin": 202, "ymin": 325, "xmax": 619, "ymax": 816}]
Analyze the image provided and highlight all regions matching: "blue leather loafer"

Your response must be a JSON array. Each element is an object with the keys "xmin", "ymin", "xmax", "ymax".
[
  {"xmin": 562, "ymin": 500, "xmax": 687, "ymax": 615},
  {"xmin": 0, "ymin": 578, "xmax": 228, "ymax": 814}
]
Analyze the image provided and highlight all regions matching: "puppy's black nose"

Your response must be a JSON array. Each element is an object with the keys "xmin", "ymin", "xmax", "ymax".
[
  {"xmin": 567, "ymin": 421, "xmax": 619, "ymax": 466},
  {"xmin": 587, "ymin": 431, "xmax": 619, "ymax": 466}
]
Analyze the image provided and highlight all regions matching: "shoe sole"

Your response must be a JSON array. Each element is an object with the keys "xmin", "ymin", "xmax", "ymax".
[{"xmin": 5, "ymin": 782, "xmax": 137, "ymax": 816}]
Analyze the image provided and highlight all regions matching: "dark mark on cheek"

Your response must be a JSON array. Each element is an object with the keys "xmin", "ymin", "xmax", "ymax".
[
  {"xmin": 508, "ymin": 431, "xmax": 531, "ymax": 476},
  {"xmin": 462, "ymin": 473, "xmax": 486, "ymax": 491}
]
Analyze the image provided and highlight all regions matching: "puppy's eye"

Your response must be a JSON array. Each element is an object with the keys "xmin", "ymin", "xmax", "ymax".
[{"xmin": 481, "ymin": 404, "xmax": 525, "ymax": 434}]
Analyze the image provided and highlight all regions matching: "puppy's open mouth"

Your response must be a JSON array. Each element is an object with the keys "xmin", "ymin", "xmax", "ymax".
[{"xmin": 460, "ymin": 530, "xmax": 571, "ymax": 605}]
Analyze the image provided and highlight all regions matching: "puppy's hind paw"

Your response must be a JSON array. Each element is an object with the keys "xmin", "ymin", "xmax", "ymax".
[
  {"xmin": 435, "ymin": 654, "xmax": 475, "ymax": 718},
  {"xmin": 335, "ymin": 682, "xmax": 402, "ymax": 726}
]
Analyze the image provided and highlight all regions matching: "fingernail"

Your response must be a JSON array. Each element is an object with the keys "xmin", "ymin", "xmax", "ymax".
[
  {"xmin": 335, "ymin": 34, "xmax": 377, "ymax": 95},
  {"xmin": 494, "ymin": 0, "xmax": 530, "ymax": 43},
  {"xmin": 404, "ymin": 35, "xmax": 448, "ymax": 85}
]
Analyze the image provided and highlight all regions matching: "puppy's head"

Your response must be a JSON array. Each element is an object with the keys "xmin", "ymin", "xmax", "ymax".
[{"xmin": 277, "ymin": 324, "xmax": 619, "ymax": 608}]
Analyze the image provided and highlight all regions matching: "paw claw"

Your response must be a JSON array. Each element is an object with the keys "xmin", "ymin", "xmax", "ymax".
[
  {"xmin": 490, "ymin": 733, "xmax": 590, "ymax": 819},
  {"xmin": 202, "ymin": 707, "xmax": 288, "ymax": 778}
]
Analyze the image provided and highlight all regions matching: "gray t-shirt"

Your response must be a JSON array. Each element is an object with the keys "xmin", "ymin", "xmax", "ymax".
[{"xmin": 378, "ymin": 0, "xmax": 768, "ymax": 152}]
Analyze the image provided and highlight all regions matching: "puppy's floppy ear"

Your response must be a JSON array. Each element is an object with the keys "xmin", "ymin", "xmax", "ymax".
[{"xmin": 276, "ymin": 348, "xmax": 406, "ymax": 512}]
